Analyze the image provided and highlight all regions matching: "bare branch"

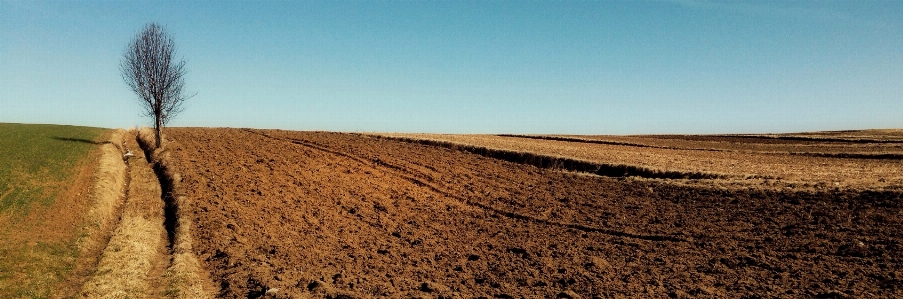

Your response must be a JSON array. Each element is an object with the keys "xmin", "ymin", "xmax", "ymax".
[{"xmin": 120, "ymin": 23, "xmax": 194, "ymax": 148}]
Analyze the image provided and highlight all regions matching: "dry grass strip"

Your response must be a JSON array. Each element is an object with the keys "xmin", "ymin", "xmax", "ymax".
[
  {"xmin": 78, "ymin": 130, "xmax": 168, "ymax": 299},
  {"xmin": 77, "ymin": 129, "xmax": 128, "ymax": 250},
  {"xmin": 137, "ymin": 128, "xmax": 215, "ymax": 299}
]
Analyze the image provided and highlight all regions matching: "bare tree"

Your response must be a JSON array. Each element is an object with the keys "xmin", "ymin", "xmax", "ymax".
[{"xmin": 120, "ymin": 22, "xmax": 193, "ymax": 148}]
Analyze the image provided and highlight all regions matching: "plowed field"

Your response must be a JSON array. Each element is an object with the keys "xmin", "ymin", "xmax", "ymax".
[{"xmin": 163, "ymin": 128, "xmax": 902, "ymax": 298}]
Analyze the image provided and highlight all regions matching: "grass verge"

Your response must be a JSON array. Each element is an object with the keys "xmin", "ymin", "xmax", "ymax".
[{"xmin": 0, "ymin": 123, "xmax": 108, "ymax": 299}]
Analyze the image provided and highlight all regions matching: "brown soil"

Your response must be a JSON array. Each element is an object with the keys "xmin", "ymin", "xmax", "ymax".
[{"xmin": 161, "ymin": 128, "xmax": 902, "ymax": 298}]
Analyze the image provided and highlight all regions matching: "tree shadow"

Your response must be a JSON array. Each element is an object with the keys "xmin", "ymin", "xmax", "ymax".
[{"xmin": 52, "ymin": 136, "xmax": 112, "ymax": 145}]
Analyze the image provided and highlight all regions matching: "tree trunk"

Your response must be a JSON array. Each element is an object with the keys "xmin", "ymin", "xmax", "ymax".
[{"xmin": 155, "ymin": 116, "xmax": 163, "ymax": 149}]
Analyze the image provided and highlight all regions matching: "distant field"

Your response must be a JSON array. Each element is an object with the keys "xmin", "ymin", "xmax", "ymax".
[
  {"xmin": 0, "ymin": 123, "xmax": 108, "ymax": 298},
  {"xmin": 376, "ymin": 131, "xmax": 903, "ymax": 190},
  {"xmin": 549, "ymin": 130, "xmax": 903, "ymax": 155}
]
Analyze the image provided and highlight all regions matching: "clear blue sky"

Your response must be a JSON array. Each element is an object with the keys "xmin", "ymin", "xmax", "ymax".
[{"xmin": 2, "ymin": 1, "xmax": 901, "ymax": 134}]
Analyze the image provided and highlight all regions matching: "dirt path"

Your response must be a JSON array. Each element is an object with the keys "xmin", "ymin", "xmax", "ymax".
[{"xmin": 164, "ymin": 128, "xmax": 902, "ymax": 298}]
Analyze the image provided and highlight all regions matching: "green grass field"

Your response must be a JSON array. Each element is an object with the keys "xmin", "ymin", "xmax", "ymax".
[
  {"xmin": 0, "ymin": 123, "xmax": 107, "ymax": 212},
  {"xmin": 0, "ymin": 123, "xmax": 108, "ymax": 298}
]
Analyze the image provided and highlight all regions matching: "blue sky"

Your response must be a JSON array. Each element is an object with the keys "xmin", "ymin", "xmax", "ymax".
[{"xmin": 2, "ymin": 1, "xmax": 901, "ymax": 134}]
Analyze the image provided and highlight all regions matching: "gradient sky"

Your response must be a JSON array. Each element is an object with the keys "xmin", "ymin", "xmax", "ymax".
[{"xmin": 2, "ymin": 1, "xmax": 901, "ymax": 134}]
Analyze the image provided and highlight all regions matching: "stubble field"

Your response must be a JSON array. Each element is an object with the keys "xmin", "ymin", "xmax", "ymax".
[
  {"xmin": 159, "ymin": 128, "xmax": 901, "ymax": 298},
  {"xmin": 378, "ymin": 132, "xmax": 903, "ymax": 191}
]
